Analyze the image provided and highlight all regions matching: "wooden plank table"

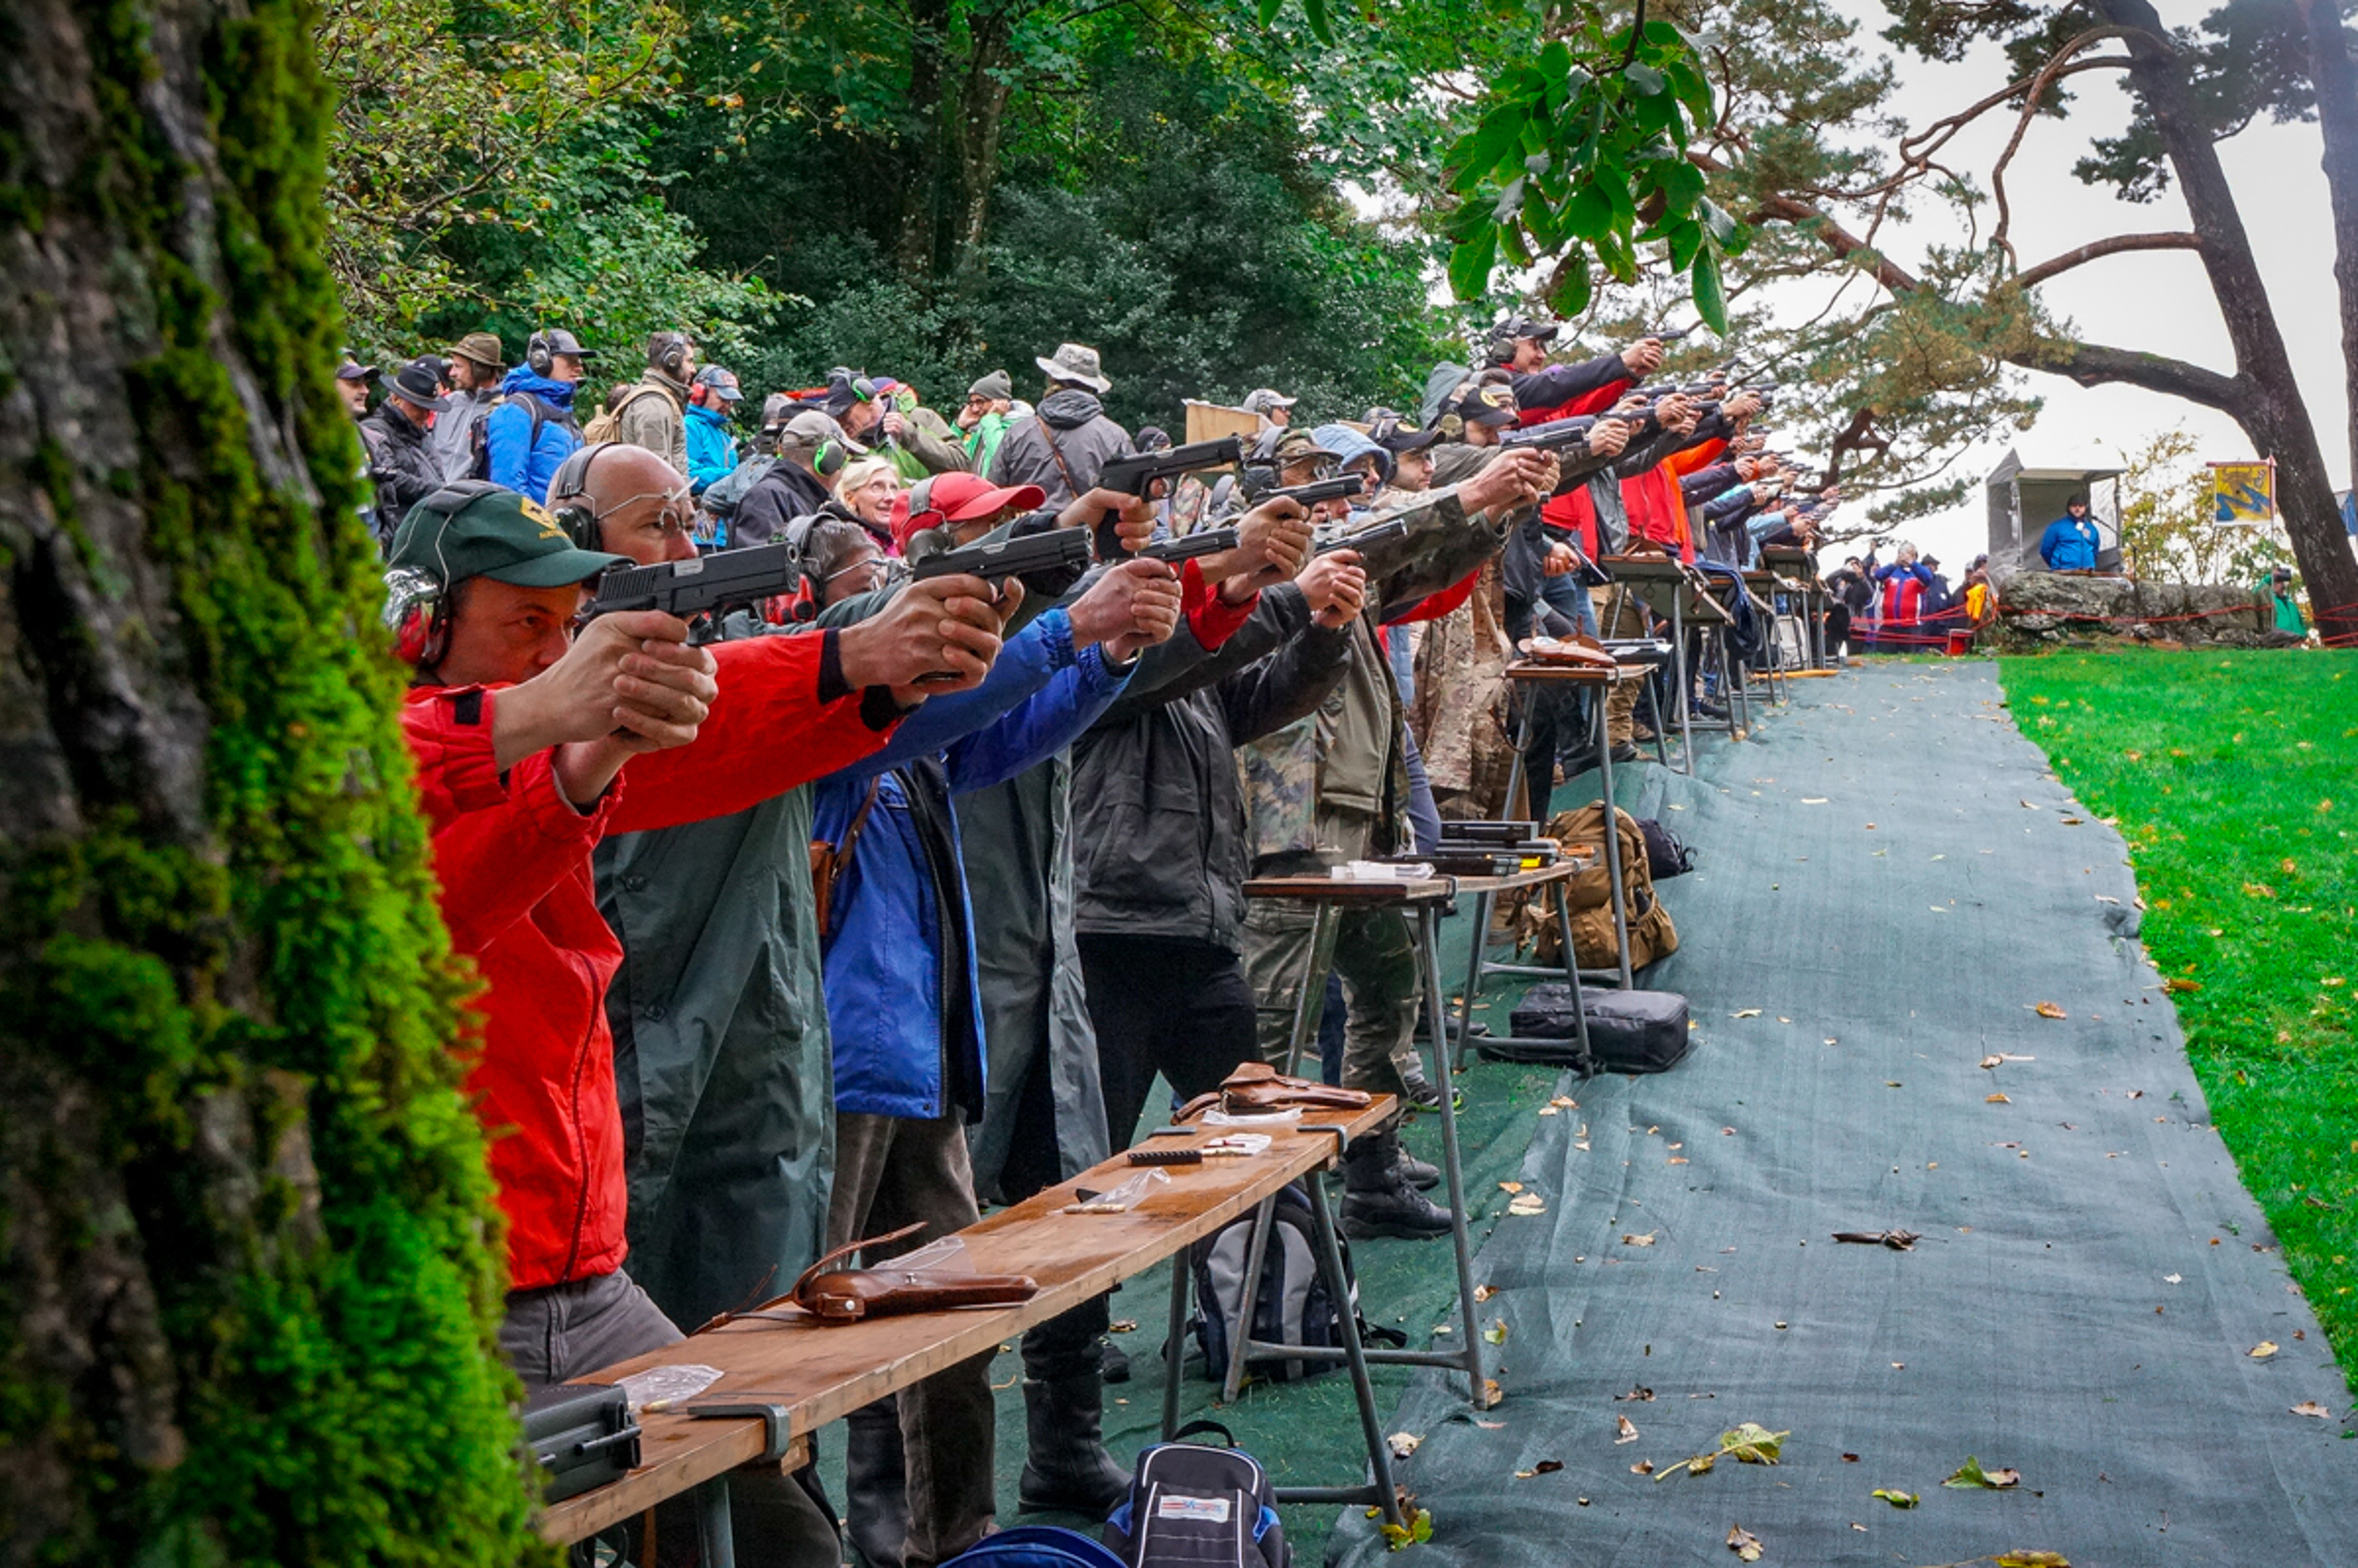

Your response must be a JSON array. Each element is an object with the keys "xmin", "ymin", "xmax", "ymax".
[
  {"xmin": 541, "ymin": 1101, "xmax": 1405, "ymax": 1552},
  {"xmin": 1231, "ymin": 874, "xmax": 1495, "ymax": 1413}
]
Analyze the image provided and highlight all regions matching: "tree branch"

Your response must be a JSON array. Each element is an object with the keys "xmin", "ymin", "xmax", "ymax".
[
  {"xmin": 1992, "ymin": 29, "xmax": 2143, "ymax": 262},
  {"xmin": 2012, "ymin": 230, "xmax": 2202, "ymax": 287}
]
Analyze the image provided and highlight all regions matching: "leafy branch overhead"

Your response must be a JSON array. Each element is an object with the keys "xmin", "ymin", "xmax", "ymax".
[{"xmin": 1439, "ymin": 20, "xmax": 1748, "ymax": 329}]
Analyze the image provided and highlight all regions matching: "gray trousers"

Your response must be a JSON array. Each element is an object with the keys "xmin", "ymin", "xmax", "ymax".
[
  {"xmin": 1242, "ymin": 807, "xmax": 1421, "ymax": 1094},
  {"xmin": 829, "ymin": 1111, "xmax": 996, "ymax": 1566},
  {"xmin": 502, "ymin": 1269, "xmax": 840, "ymax": 1568}
]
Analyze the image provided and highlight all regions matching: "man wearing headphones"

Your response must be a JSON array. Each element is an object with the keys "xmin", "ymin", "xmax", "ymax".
[
  {"xmin": 392, "ymin": 471, "xmax": 1010, "ymax": 1568},
  {"xmin": 613, "ymin": 330, "xmax": 696, "ymax": 476},
  {"xmin": 485, "ymin": 327, "xmax": 591, "ymax": 498},
  {"xmin": 733, "ymin": 408, "xmax": 854, "ymax": 546}
]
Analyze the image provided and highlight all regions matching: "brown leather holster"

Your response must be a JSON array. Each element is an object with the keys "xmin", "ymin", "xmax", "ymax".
[
  {"xmin": 1174, "ymin": 1062, "xmax": 1375, "ymax": 1123},
  {"xmin": 787, "ymin": 1223, "xmax": 1038, "ymax": 1323}
]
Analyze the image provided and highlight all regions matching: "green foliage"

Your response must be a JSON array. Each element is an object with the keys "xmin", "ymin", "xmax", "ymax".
[
  {"xmin": 1438, "ymin": 16, "xmax": 1739, "ymax": 327},
  {"xmin": 321, "ymin": 0, "xmax": 769, "ymax": 359},
  {"xmin": 2116, "ymin": 427, "xmax": 2296, "ymax": 584},
  {"xmin": 1, "ymin": 0, "xmax": 543, "ymax": 1556},
  {"xmin": 2006, "ymin": 651, "xmax": 2358, "ymax": 1383}
]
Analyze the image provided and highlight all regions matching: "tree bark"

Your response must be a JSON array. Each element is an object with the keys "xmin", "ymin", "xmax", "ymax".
[
  {"xmin": 2298, "ymin": 0, "xmax": 2358, "ymax": 502},
  {"xmin": 952, "ymin": 10, "xmax": 1017, "ymax": 284},
  {"xmin": 0, "ymin": 0, "xmax": 536, "ymax": 1558},
  {"xmin": 896, "ymin": 0, "xmax": 954, "ymax": 275},
  {"xmin": 2095, "ymin": 0, "xmax": 2358, "ymax": 641}
]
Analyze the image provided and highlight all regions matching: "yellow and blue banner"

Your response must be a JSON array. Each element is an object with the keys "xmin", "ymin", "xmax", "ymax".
[{"xmin": 2210, "ymin": 460, "xmax": 2275, "ymax": 524}]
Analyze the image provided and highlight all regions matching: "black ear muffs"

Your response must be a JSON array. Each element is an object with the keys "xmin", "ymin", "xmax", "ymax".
[
  {"xmin": 546, "ymin": 442, "xmax": 617, "ymax": 549},
  {"xmin": 650, "ymin": 330, "xmax": 692, "ymax": 380},
  {"xmin": 526, "ymin": 329, "xmax": 554, "ymax": 378}
]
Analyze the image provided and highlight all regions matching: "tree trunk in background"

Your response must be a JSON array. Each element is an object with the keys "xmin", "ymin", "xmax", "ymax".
[
  {"xmin": 954, "ymin": 14, "xmax": 1016, "ymax": 285},
  {"xmin": 2095, "ymin": 0, "xmax": 2358, "ymax": 643},
  {"xmin": 897, "ymin": 0, "xmax": 952, "ymax": 276},
  {"xmin": 0, "ymin": 0, "xmax": 538, "ymax": 1560},
  {"xmin": 2299, "ymin": 0, "xmax": 2358, "ymax": 506}
]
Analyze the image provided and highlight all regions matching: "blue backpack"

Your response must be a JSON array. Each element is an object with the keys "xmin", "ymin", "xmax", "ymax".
[
  {"xmin": 942, "ymin": 1525, "xmax": 1129, "ymax": 1568},
  {"xmin": 1104, "ymin": 1422, "xmax": 1288, "ymax": 1568}
]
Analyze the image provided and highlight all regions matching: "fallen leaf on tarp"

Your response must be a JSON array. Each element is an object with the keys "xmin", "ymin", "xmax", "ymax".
[
  {"xmin": 1375, "ymin": 1506, "xmax": 1432, "ymax": 1550},
  {"xmin": 1871, "ymin": 1489, "xmax": 1918, "ymax": 1508},
  {"xmin": 1537, "ymin": 1104, "xmax": 1560, "ymax": 1116},
  {"xmin": 1483, "ymin": 1318, "xmax": 1509, "ymax": 1345},
  {"xmin": 1732, "ymin": 1008, "xmax": 1763, "ymax": 1019},
  {"xmin": 1832, "ymin": 1229, "xmax": 1920, "ymax": 1250},
  {"xmin": 1850, "ymin": 1521, "xmax": 1867, "ymax": 1532},
  {"xmin": 1802, "ymin": 796, "xmax": 1827, "ymax": 804},
  {"xmin": 1623, "ymin": 1231, "xmax": 1657, "ymax": 1246},
  {"xmin": 2251, "ymin": 1341, "xmax": 2280, "ymax": 1359},
  {"xmin": 1507, "ymin": 1193, "xmax": 1548, "ymax": 1217},
  {"xmin": 1513, "ymin": 1460, "xmax": 1564, "ymax": 1479},
  {"xmin": 1987, "ymin": 1094, "xmax": 2012, "ymax": 1103},
  {"xmin": 2033, "ymin": 1001, "xmax": 2067, "ymax": 1019},
  {"xmin": 2060, "ymin": 816, "xmax": 2085, "ymax": 825},
  {"xmin": 1656, "ymin": 1423, "xmax": 1788, "ymax": 1480},
  {"xmin": 1483, "ymin": 1378, "xmax": 1503, "ymax": 1405},
  {"xmin": 1550, "ymin": 1095, "xmax": 1577, "ymax": 1108},
  {"xmin": 1945, "ymin": 1455, "xmax": 2021, "ymax": 1489},
  {"xmin": 2163, "ymin": 977, "xmax": 2201, "ymax": 993},
  {"xmin": 1474, "ymin": 1418, "xmax": 1505, "ymax": 1429},
  {"xmin": 2291, "ymin": 1401, "xmax": 2334, "ymax": 1419},
  {"xmin": 1497, "ymin": 1180, "xmax": 1523, "ymax": 1194},
  {"xmin": 1886, "ymin": 1080, "xmax": 1904, "ymax": 1088},
  {"xmin": 1631, "ymin": 1459, "xmax": 1655, "ymax": 1474},
  {"xmin": 1981, "ymin": 1054, "xmax": 2006, "ymax": 1070},
  {"xmin": 1387, "ymin": 1431, "xmax": 1421, "ymax": 1459},
  {"xmin": 1615, "ymin": 1386, "xmax": 1655, "ymax": 1401},
  {"xmin": 1575, "ymin": 1141, "xmax": 1592, "ymax": 1152},
  {"xmin": 1726, "ymin": 1524, "xmax": 1764, "ymax": 1561},
  {"xmin": 1993, "ymin": 1553, "xmax": 2070, "ymax": 1567},
  {"xmin": 1474, "ymin": 1282, "xmax": 1497, "ymax": 1302},
  {"xmin": 2020, "ymin": 799, "xmax": 2040, "ymax": 810},
  {"xmin": 1108, "ymin": 1319, "xmax": 1138, "ymax": 1334},
  {"xmin": 2165, "ymin": 1274, "xmax": 2182, "ymax": 1284},
  {"xmin": 1842, "ymin": 1453, "xmax": 1860, "ymax": 1462}
]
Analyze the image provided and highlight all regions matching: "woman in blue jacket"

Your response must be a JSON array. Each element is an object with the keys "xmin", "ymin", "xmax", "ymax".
[{"xmin": 808, "ymin": 521, "xmax": 1178, "ymax": 1568}]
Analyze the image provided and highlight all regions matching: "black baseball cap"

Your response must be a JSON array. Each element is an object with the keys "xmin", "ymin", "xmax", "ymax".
[
  {"xmin": 1453, "ymin": 380, "xmax": 1520, "ymax": 427},
  {"xmin": 387, "ymin": 483, "xmax": 625, "ymax": 590},
  {"xmin": 1365, "ymin": 409, "xmax": 1439, "ymax": 453},
  {"xmin": 388, "ymin": 357, "xmax": 452, "ymax": 411}
]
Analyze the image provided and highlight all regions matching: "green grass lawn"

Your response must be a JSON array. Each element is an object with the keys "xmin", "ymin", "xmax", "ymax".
[{"xmin": 2002, "ymin": 649, "xmax": 2358, "ymax": 1375}]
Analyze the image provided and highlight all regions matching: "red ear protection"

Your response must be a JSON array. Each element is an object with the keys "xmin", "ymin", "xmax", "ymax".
[{"xmin": 383, "ymin": 566, "xmax": 450, "ymax": 667}]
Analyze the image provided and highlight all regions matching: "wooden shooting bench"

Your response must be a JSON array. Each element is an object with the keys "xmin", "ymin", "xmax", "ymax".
[{"xmin": 539, "ymin": 1102, "xmax": 1407, "ymax": 1562}]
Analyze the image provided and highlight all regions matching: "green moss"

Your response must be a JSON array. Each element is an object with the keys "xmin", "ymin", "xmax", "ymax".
[{"xmin": 0, "ymin": 0, "xmax": 550, "ymax": 1559}]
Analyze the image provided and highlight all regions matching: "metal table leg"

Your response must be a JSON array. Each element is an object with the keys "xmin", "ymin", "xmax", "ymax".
[
  {"xmin": 1272, "ymin": 1176, "xmax": 1407, "ymax": 1530},
  {"xmin": 1279, "ymin": 905, "xmax": 1337, "ymax": 1078},
  {"xmin": 1418, "ymin": 904, "xmax": 1489, "ymax": 1407},
  {"xmin": 1553, "ymin": 879, "xmax": 1592, "ymax": 1066},
  {"xmin": 1451, "ymin": 887, "xmax": 1492, "ymax": 1073},
  {"xmin": 1163, "ymin": 1250, "xmax": 1191, "ymax": 1439},
  {"xmin": 1592, "ymin": 680, "xmax": 1635, "ymax": 990},
  {"xmin": 1220, "ymin": 1196, "xmax": 1279, "ymax": 1403},
  {"xmin": 696, "ymin": 1475, "xmax": 735, "ymax": 1568},
  {"xmin": 1668, "ymin": 592, "xmax": 1694, "ymax": 773}
]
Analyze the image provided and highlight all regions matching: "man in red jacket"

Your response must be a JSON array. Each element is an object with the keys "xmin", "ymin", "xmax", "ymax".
[{"xmin": 389, "ymin": 482, "xmax": 1006, "ymax": 1564}]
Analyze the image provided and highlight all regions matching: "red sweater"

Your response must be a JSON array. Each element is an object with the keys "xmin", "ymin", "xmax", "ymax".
[{"xmin": 404, "ymin": 631, "xmax": 896, "ymax": 1291}]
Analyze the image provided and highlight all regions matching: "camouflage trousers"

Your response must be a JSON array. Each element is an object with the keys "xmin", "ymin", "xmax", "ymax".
[
  {"xmin": 1241, "ymin": 808, "xmax": 1423, "ymax": 1095},
  {"xmin": 1592, "ymin": 585, "xmax": 1650, "ymax": 744}
]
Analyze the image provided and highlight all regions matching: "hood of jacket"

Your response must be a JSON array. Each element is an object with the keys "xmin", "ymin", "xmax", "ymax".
[
  {"xmin": 1312, "ymin": 423, "xmax": 1390, "ymax": 482},
  {"xmin": 686, "ymin": 400, "xmax": 730, "ymax": 430},
  {"xmin": 1039, "ymin": 388, "xmax": 1106, "ymax": 429},
  {"xmin": 500, "ymin": 366, "xmax": 579, "ymax": 407}
]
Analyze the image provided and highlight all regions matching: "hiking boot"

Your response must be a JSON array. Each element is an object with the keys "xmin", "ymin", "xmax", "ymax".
[
  {"xmin": 1100, "ymin": 1336, "xmax": 1131, "ymax": 1385},
  {"xmin": 1017, "ymin": 1374, "xmax": 1130, "ymax": 1517},
  {"xmin": 1694, "ymin": 698, "xmax": 1730, "ymax": 720},
  {"xmin": 1341, "ymin": 1130, "xmax": 1455, "ymax": 1240},
  {"xmin": 1393, "ymin": 1145, "xmax": 1442, "ymax": 1192},
  {"xmin": 844, "ymin": 1398, "xmax": 911, "ymax": 1568},
  {"xmin": 1609, "ymin": 741, "xmax": 1640, "ymax": 764}
]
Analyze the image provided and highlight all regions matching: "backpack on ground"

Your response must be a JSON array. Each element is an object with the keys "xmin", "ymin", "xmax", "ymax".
[
  {"xmin": 1187, "ymin": 1182, "xmax": 1402, "ymax": 1385},
  {"xmin": 1518, "ymin": 804, "xmax": 1679, "ymax": 972},
  {"xmin": 1634, "ymin": 816, "xmax": 1694, "ymax": 879},
  {"xmin": 943, "ymin": 1526, "xmax": 1129, "ymax": 1568},
  {"xmin": 1104, "ymin": 1422, "xmax": 1289, "ymax": 1568},
  {"xmin": 1500, "ymin": 983, "xmax": 1694, "ymax": 1074}
]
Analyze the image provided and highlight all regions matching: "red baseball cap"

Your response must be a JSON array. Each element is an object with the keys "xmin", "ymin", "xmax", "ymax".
[{"xmin": 892, "ymin": 472, "xmax": 1047, "ymax": 552}]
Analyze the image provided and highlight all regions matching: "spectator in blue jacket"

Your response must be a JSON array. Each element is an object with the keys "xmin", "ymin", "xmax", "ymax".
[
  {"xmin": 685, "ymin": 366, "xmax": 742, "ymax": 495},
  {"xmin": 809, "ymin": 521, "xmax": 1182, "ymax": 1568},
  {"xmin": 484, "ymin": 328, "xmax": 591, "ymax": 498},
  {"xmin": 2039, "ymin": 494, "xmax": 2102, "ymax": 571}
]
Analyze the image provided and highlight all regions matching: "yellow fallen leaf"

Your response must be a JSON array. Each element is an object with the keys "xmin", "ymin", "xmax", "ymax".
[
  {"xmin": 2291, "ymin": 1400, "xmax": 2334, "ymax": 1418},
  {"xmin": 2251, "ymin": 1341, "xmax": 2279, "ymax": 1359},
  {"xmin": 1538, "ymin": 1105, "xmax": 1560, "ymax": 1116},
  {"xmin": 1987, "ymin": 1093, "xmax": 2011, "ymax": 1103},
  {"xmin": 1387, "ymin": 1431, "xmax": 1421, "ymax": 1459},
  {"xmin": 2033, "ymin": 1001, "xmax": 2067, "ymax": 1019},
  {"xmin": 1507, "ymin": 1193, "xmax": 1548, "ymax": 1216},
  {"xmin": 1497, "ymin": 1180, "xmax": 1523, "ymax": 1194},
  {"xmin": 1474, "ymin": 1282, "xmax": 1498, "ymax": 1302},
  {"xmin": 1993, "ymin": 1554, "xmax": 2071, "ymax": 1568},
  {"xmin": 1732, "ymin": 1008, "xmax": 1763, "ymax": 1019},
  {"xmin": 1727, "ymin": 1524, "xmax": 1764, "ymax": 1562}
]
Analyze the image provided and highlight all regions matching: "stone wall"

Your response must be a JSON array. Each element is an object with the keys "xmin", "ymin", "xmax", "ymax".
[{"xmin": 1991, "ymin": 571, "xmax": 2295, "ymax": 649}]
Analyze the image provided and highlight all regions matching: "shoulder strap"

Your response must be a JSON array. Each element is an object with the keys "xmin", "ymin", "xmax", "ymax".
[{"xmin": 1038, "ymin": 420, "xmax": 1082, "ymax": 499}]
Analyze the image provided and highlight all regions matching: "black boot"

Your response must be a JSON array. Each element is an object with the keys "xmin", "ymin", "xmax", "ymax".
[
  {"xmin": 1017, "ymin": 1374, "xmax": 1131, "ymax": 1517},
  {"xmin": 1392, "ymin": 1143, "xmax": 1442, "ymax": 1192},
  {"xmin": 843, "ymin": 1398, "xmax": 910, "ymax": 1568},
  {"xmin": 1017, "ymin": 1302, "xmax": 1131, "ymax": 1517},
  {"xmin": 1341, "ymin": 1128, "xmax": 1454, "ymax": 1240}
]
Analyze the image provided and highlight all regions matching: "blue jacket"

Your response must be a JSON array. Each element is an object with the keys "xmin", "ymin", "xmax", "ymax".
[
  {"xmin": 814, "ymin": 610, "xmax": 1132, "ymax": 1120},
  {"xmin": 685, "ymin": 403, "xmax": 738, "ymax": 495},
  {"xmin": 2039, "ymin": 514, "xmax": 2101, "ymax": 570},
  {"xmin": 484, "ymin": 368, "xmax": 582, "ymax": 499}
]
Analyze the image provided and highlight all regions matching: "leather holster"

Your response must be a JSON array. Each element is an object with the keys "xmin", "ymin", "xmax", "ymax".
[
  {"xmin": 1175, "ymin": 1061, "xmax": 1375, "ymax": 1123},
  {"xmin": 789, "ymin": 1223, "xmax": 1039, "ymax": 1323}
]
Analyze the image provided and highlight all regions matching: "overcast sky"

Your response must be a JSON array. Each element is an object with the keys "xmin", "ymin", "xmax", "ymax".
[{"xmin": 1819, "ymin": 0, "xmax": 2342, "ymax": 572}]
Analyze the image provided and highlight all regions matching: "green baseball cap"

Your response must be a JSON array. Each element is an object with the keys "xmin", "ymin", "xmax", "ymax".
[{"xmin": 387, "ymin": 482, "xmax": 627, "ymax": 590}]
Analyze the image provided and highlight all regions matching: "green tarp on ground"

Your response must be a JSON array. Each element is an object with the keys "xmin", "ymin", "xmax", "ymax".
[{"xmin": 1325, "ymin": 661, "xmax": 2358, "ymax": 1567}]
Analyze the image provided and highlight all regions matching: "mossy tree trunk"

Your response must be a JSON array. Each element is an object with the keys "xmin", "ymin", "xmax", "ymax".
[{"xmin": 0, "ymin": 0, "xmax": 545, "ymax": 1563}]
